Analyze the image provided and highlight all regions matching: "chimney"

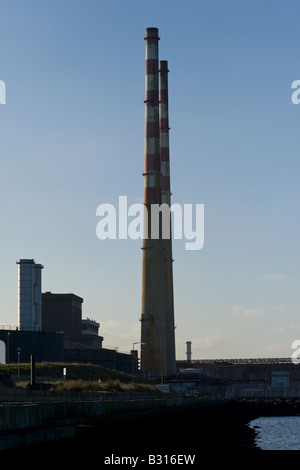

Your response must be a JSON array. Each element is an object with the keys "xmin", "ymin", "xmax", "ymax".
[
  {"xmin": 186, "ymin": 341, "xmax": 192, "ymax": 363},
  {"xmin": 141, "ymin": 28, "xmax": 167, "ymax": 377},
  {"xmin": 159, "ymin": 60, "xmax": 176, "ymax": 376},
  {"xmin": 16, "ymin": 259, "xmax": 44, "ymax": 331}
]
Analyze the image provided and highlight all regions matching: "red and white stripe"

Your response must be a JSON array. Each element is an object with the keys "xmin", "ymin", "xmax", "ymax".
[
  {"xmin": 141, "ymin": 28, "xmax": 167, "ymax": 377},
  {"xmin": 144, "ymin": 28, "xmax": 161, "ymax": 205},
  {"xmin": 159, "ymin": 60, "xmax": 171, "ymax": 206},
  {"xmin": 159, "ymin": 60, "xmax": 176, "ymax": 376}
]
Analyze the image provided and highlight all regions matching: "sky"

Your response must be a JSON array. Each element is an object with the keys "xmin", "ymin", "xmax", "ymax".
[{"xmin": 0, "ymin": 0, "xmax": 299, "ymax": 361}]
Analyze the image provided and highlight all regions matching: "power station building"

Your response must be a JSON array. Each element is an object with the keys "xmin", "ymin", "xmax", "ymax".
[
  {"xmin": 42, "ymin": 292, "xmax": 84, "ymax": 338},
  {"xmin": 42, "ymin": 292, "xmax": 103, "ymax": 349},
  {"xmin": 0, "ymin": 260, "xmax": 136, "ymax": 374}
]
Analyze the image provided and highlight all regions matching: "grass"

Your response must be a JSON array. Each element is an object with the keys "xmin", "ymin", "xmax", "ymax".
[
  {"xmin": 0, "ymin": 362, "xmax": 160, "ymax": 393},
  {"xmin": 0, "ymin": 362, "xmax": 142, "ymax": 382},
  {"xmin": 50, "ymin": 379, "xmax": 159, "ymax": 393}
]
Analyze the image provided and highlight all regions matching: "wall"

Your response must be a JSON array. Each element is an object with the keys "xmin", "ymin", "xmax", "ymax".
[
  {"xmin": 64, "ymin": 346, "xmax": 136, "ymax": 374},
  {"xmin": 0, "ymin": 330, "xmax": 64, "ymax": 363}
]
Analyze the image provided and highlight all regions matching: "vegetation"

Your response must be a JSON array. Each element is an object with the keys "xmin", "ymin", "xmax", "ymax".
[
  {"xmin": 0, "ymin": 362, "xmax": 160, "ymax": 393},
  {"xmin": 50, "ymin": 379, "xmax": 159, "ymax": 393},
  {"xmin": 0, "ymin": 362, "xmax": 141, "ymax": 381}
]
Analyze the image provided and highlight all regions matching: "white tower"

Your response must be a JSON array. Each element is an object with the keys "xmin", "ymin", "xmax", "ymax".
[{"xmin": 17, "ymin": 259, "xmax": 44, "ymax": 331}]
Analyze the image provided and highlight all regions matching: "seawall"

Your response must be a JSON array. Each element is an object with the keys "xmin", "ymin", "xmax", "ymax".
[
  {"xmin": 0, "ymin": 394, "xmax": 200, "ymax": 451},
  {"xmin": 1, "ymin": 395, "xmax": 299, "ymax": 454}
]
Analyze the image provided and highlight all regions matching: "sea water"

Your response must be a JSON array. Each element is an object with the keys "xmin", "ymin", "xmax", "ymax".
[{"xmin": 249, "ymin": 416, "xmax": 300, "ymax": 450}]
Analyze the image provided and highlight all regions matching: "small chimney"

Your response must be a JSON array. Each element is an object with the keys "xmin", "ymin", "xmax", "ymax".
[{"xmin": 186, "ymin": 341, "xmax": 192, "ymax": 363}]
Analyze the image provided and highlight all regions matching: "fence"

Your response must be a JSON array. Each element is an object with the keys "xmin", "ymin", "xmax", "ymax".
[
  {"xmin": 169, "ymin": 382, "xmax": 300, "ymax": 400},
  {"xmin": 0, "ymin": 387, "xmax": 165, "ymax": 403}
]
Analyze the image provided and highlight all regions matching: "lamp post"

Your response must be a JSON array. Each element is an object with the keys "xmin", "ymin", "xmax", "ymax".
[
  {"xmin": 17, "ymin": 347, "xmax": 21, "ymax": 382},
  {"xmin": 131, "ymin": 342, "xmax": 146, "ymax": 383},
  {"xmin": 132, "ymin": 342, "xmax": 139, "ymax": 383},
  {"xmin": 7, "ymin": 332, "xmax": 10, "ymax": 366}
]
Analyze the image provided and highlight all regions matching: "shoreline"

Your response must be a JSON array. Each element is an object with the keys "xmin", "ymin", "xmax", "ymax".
[
  {"xmin": 1, "ymin": 400, "xmax": 260, "ymax": 454},
  {"xmin": 2, "ymin": 399, "xmax": 299, "ymax": 456}
]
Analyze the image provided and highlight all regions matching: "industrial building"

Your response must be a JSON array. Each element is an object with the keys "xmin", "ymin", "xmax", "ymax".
[
  {"xmin": 41, "ymin": 292, "xmax": 103, "ymax": 348},
  {"xmin": 0, "ymin": 259, "xmax": 137, "ymax": 374},
  {"xmin": 175, "ymin": 358, "xmax": 300, "ymax": 399},
  {"xmin": 42, "ymin": 292, "xmax": 83, "ymax": 338},
  {"xmin": 0, "ymin": 330, "xmax": 64, "ymax": 364}
]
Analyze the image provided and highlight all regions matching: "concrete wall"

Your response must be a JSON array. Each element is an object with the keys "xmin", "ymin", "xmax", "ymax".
[
  {"xmin": 0, "ymin": 394, "xmax": 190, "ymax": 450},
  {"xmin": 64, "ymin": 347, "xmax": 136, "ymax": 374},
  {"xmin": 0, "ymin": 330, "xmax": 64, "ymax": 363},
  {"xmin": 0, "ymin": 387, "xmax": 162, "ymax": 403}
]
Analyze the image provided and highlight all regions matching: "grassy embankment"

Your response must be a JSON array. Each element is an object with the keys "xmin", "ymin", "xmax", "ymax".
[{"xmin": 0, "ymin": 362, "xmax": 159, "ymax": 393}]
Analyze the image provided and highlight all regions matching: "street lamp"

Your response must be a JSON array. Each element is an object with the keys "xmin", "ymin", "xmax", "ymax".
[
  {"xmin": 131, "ymin": 342, "xmax": 145, "ymax": 383},
  {"xmin": 17, "ymin": 347, "xmax": 21, "ymax": 382},
  {"xmin": 7, "ymin": 332, "xmax": 10, "ymax": 366},
  {"xmin": 132, "ymin": 342, "xmax": 139, "ymax": 383}
]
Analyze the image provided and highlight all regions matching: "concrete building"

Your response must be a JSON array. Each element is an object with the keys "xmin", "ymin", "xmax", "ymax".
[
  {"xmin": 63, "ymin": 344, "xmax": 135, "ymax": 373},
  {"xmin": 176, "ymin": 358, "xmax": 300, "ymax": 384},
  {"xmin": 16, "ymin": 259, "xmax": 44, "ymax": 331},
  {"xmin": 41, "ymin": 291, "xmax": 137, "ymax": 371},
  {"xmin": 82, "ymin": 318, "xmax": 99, "ymax": 336},
  {"xmin": 0, "ymin": 329, "xmax": 64, "ymax": 364},
  {"xmin": 3, "ymin": 262, "xmax": 138, "ymax": 373},
  {"xmin": 80, "ymin": 318, "xmax": 103, "ymax": 348},
  {"xmin": 42, "ymin": 292, "xmax": 83, "ymax": 337},
  {"xmin": 42, "ymin": 292, "xmax": 103, "ymax": 349}
]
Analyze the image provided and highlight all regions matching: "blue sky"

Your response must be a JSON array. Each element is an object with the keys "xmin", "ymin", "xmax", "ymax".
[{"xmin": 0, "ymin": 0, "xmax": 299, "ymax": 360}]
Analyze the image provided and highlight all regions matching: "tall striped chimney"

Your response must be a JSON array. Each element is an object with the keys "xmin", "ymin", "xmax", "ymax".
[
  {"xmin": 141, "ymin": 28, "xmax": 167, "ymax": 377},
  {"xmin": 159, "ymin": 60, "xmax": 176, "ymax": 376}
]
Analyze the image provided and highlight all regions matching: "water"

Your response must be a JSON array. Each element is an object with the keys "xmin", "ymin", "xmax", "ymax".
[{"xmin": 249, "ymin": 416, "xmax": 300, "ymax": 450}]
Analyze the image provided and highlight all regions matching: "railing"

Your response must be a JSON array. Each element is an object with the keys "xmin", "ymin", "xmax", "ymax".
[
  {"xmin": 0, "ymin": 326, "xmax": 18, "ymax": 331},
  {"xmin": 178, "ymin": 357, "xmax": 292, "ymax": 365},
  {"xmin": 228, "ymin": 385, "xmax": 300, "ymax": 399},
  {"xmin": 170, "ymin": 382, "xmax": 300, "ymax": 400},
  {"xmin": 0, "ymin": 387, "xmax": 166, "ymax": 403}
]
